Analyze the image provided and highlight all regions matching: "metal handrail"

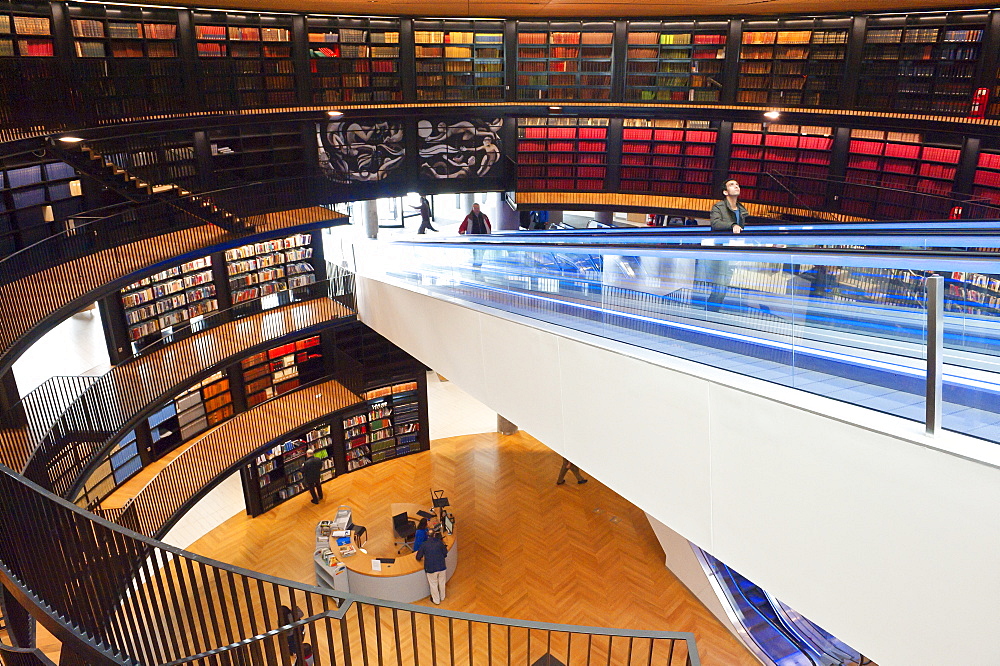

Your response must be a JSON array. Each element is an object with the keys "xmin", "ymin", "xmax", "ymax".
[
  {"xmin": 0, "ymin": 464, "xmax": 701, "ymax": 666},
  {"xmin": 1, "ymin": 274, "xmax": 353, "ymax": 501},
  {"xmin": 0, "ymin": 175, "xmax": 336, "ymax": 273},
  {"xmin": 762, "ymin": 167, "xmax": 1000, "ymax": 217}
]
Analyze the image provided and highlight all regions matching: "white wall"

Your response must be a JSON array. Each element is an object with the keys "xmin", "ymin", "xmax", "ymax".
[{"xmin": 355, "ymin": 273, "xmax": 1000, "ymax": 666}]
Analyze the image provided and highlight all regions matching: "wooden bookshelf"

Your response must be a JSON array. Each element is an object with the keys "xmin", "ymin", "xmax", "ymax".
[
  {"xmin": 737, "ymin": 19, "xmax": 850, "ymax": 108},
  {"xmin": 342, "ymin": 379, "xmax": 422, "ymax": 471},
  {"xmin": 241, "ymin": 335, "xmax": 324, "ymax": 408},
  {"xmin": 857, "ymin": 13, "xmax": 987, "ymax": 115},
  {"xmin": 517, "ymin": 117, "xmax": 608, "ymax": 191},
  {"xmin": 727, "ymin": 122, "xmax": 834, "ymax": 208},
  {"xmin": 73, "ymin": 428, "xmax": 144, "ymax": 509},
  {"xmin": 619, "ymin": 119, "xmax": 717, "ymax": 197},
  {"xmin": 1, "ymin": 4, "xmax": 54, "ymax": 57},
  {"xmin": 625, "ymin": 20, "xmax": 727, "ymax": 103},
  {"xmin": 119, "ymin": 254, "xmax": 217, "ymax": 349},
  {"xmin": 972, "ymin": 149, "xmax": 1000, "ymax": 207},
  {"xmin": 413, "ymin": 20, "xmax": 504, "ymax": 101},
  {"xmin": 66, "ymin": 3, "xmax": 186, "ymax": 118},
  {"xmin": 516, "ymin": 21, "xmax": 614, "ymax": 101},
  {"xmin": 148, "ymin": 371, "xmax": 233, "ymax": 457},
  {"xmin": 249, "ymin": 420, "xmax": 337, "ymax": 513},
  {"xmin": 224, "ymin": 232, "xmax": 316, "ymax": 308},
  {"xmin": 841, "ymin": 128, "xmax": 959, "ymax": 219},
  {"xmin": 193, "ymin": 10, "xmax": 295, "ymax": 110},
  {"xmin": 208, "ymin": 121, "xmax": 306, "ymax": 183},
  {"xmin": 0, "ymin": 159, "xmax": 84, "ymax": 250},
  {"xmin": 307, "ymin": 16, "xmax": 401, "ymax": 104}
]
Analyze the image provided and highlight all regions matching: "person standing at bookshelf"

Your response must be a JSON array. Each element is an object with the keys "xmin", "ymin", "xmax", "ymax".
[
  {"xmin": 415, "ymin": 528, "xmax": 449, "ymax": 604},
  {"xmin": 705, "ymin": 179, "xmax": 748, "ymax": 312},
  {"xmin": 303, "ymin": 448, "xmax": 324, "ymax": 504}
]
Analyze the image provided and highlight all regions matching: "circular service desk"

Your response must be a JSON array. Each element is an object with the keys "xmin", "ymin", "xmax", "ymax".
[{"xmin": 314, "ymin": 502, "xmax": 457, "ymax": 603}]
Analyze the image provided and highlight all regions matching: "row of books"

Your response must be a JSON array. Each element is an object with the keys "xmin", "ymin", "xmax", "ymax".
[
  {"xmin": 517, "ymin": 32, "xmax": 613, "ymax": 45},
  {"xmin": 414, "ymin": 31, "xmax": 502, "ymax": 44},
  {"xmin": 10, "ymin": 16, "xmax": 50, "ymax": 36},
  {"xmin": 520, "ymin": 127, "xmax": 608, "ymax": 139},
  {"xmin": 628, "ymin": 33, "xmax": 725, "ymax": 45},
  {"xmin": 518, "ymin": 166, "xmax": 607, "ymax": 178},
  {"xmin": 517, "ymin": 152, "xmax": 606, "ymax": 165},
  {"xmin": 620, "ymin": 155, "xmax": 714, "ymax": 168},
  {"xmin": 517, "ymin": 178, "xmax": 605, "ymax": 190},
  {"xmin": 225, "ymin": 235, "xmax": 311, "ymax": 261},
  {"xmin": 194, "ymin": 26, "xmax": 290, "ymax": 41}
]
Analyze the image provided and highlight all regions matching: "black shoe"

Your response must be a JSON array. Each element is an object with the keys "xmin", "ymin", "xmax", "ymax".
[
  {"xmin": 578, "ymin": 479, "xmax": 588, "ymax": 484},
  {"xmin": 556, "ymin": 480, "xmax": 565, "ymax": 485},
  {"xmin": 311, "ymin": 499, "xmax": 319, "ymax": 504}
]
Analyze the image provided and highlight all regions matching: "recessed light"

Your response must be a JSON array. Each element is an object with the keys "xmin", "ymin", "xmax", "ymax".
[
  {"xmin": 549, "ymin": 106, "xmax": 562, "ymax": 111},
  {"xmin": 58, "ymin": 136, "xmax": 85, "ymax": 143},
  {"xmin": 327, "ymin": 110, "xmax": 344, "ymax": 118},
  {"xmin": 764, "ymin": 110, "xmax": 781, "ymax": 120}
]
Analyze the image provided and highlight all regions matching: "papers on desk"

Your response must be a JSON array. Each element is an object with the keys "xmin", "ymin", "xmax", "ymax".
[
  {"xmin": 371, "ymin": 559, "xmax": 382, "ymax": 572},
  {"xmin": 336, "ymin": 536, "xmax": 356, "ymax": 557},
  {"xmin": 332, "ymin": 530, "xmax": 351, "ymax": 537}
]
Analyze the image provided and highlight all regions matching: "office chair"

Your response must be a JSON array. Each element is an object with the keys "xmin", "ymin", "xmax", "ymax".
[
  {"xmin": 392, "ymin": 512, "xmax": 417, "ymax": 553},
  {"xmin": 352, "ymin": 524, "xmax": 367, "ymax": 549}
]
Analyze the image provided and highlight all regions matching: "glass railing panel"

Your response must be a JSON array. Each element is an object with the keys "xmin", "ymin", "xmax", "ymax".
[
  {"xmin": 357, "ymin": 239, "xmax": 1000, "ymax": 443},
  {"xmin": 362, "ymin": 243, "xmax": 944, "ymax": 420}
]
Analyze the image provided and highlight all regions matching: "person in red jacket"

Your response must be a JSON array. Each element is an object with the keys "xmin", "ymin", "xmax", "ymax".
[
  {"xmin": 458, "ymin": 202, "xmax": 491, "ymax": 235},
  {"xmin": 458, "ymin": 202, "xmax": 491, "ymax": 268}
]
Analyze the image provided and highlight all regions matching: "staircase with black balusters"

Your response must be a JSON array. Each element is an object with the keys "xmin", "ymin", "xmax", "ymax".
[{"xmin": 48, "ymin": 139, "xmax": 250, "ymax": 233}]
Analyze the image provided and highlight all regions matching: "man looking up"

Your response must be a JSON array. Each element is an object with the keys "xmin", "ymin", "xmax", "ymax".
[{"xmin": 710, "ymin": 178, "xmax": 747, "ymax": 234}]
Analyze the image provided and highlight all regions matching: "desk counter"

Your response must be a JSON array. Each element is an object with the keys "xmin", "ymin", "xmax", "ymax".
[{"xmin": 315, "ymin": 502, "xmax": 457, "ymax": 603}]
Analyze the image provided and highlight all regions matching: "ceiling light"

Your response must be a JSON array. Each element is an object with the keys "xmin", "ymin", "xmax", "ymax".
[
  {"xmin": 764, "ymin": 111, "xmax": 781, "ymax": 120},
  {"xmin": 327, "ymin": 110, "xmax": 344, "ymax": 118},
  {"xmin": 549, "ymin": 106, "xmax": 562, "ymax": 111},
  {"xmin": 58, "ymin": 136, "xmax": 85, "ymax": 143}
]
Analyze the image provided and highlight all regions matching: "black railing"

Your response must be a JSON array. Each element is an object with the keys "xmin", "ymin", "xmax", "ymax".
[
  {"xmin": 0, "ymin": 177, "xmax": 346, "ymax": 379},
  {"xmin": 0, "ymin": 272, "xmax": 354, "ymax": 503},
  {"xmin": 763, "ymin": 168, "xmax": 1000, "ymax": 221},
  {"xmin": 0, "ymin": 465, "xmax": 701, "ymax": 666}
]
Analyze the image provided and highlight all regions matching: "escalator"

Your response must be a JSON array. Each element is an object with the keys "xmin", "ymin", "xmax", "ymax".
[{"xmin": 697, "ymin": 549, "xmax": 869, "ymax": 666}]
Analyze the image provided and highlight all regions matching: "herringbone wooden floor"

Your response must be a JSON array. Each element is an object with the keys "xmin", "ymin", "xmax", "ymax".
[{"xmin": 185, "ymin": 431, "xmax": 760, "ymax": 666}]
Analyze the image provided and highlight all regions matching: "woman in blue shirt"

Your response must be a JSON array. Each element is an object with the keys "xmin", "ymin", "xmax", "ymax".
[{"xmin": 412, "ymin": 518, "xmax": 428, "ymax": 552}]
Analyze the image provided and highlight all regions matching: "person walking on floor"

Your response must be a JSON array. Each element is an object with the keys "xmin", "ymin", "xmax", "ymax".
[
  {"xmin": 556, "ymin": 457, "xmax": 588, "ymax": 485},
  {"xmin": 415, "ymin": 528, "xmax": 449, "ymax": 604},
  {"xmin": 415, "ymin": 195, "xmax": 437, "ymax": 234},
  {"xmin": 303, "ymin": 448, "xmax": 324, "ymax": 504}
]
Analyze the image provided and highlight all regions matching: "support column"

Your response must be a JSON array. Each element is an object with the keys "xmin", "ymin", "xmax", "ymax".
[
  {"xmin": 460, "ymin": 192, "xmax": 476, "ymax": 215},
  {"xmin": 357, "ymin": 200, "xmax": 379, "ymax": 239},
  {"xmin": 493, "ymin": 193, "xmax": 519, "ymax": 231},
  {"xmin": 547, "ymin": 210, "xmax": 564, "ymax": 227},
  {"xmin": 497, "ymin": 415, "xmax": 518, "ymax": 435},
  {"xmin": 594, "ymin": 211, "xmax": 613, "ymax": 226}
]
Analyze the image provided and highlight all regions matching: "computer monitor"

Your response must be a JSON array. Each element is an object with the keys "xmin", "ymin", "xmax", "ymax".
[{"xmin": 442, "ymin": 513, "xmax": 454, "ymax": 534}]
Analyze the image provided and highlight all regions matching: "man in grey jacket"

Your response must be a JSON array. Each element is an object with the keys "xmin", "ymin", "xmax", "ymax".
[
  {"xmin": 709, "ymin": 179, "xmax": 748, "ymax": 233},
  {"xmin": 704, "ymin": 179, "xmax": 747, "ymax": 311}
]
